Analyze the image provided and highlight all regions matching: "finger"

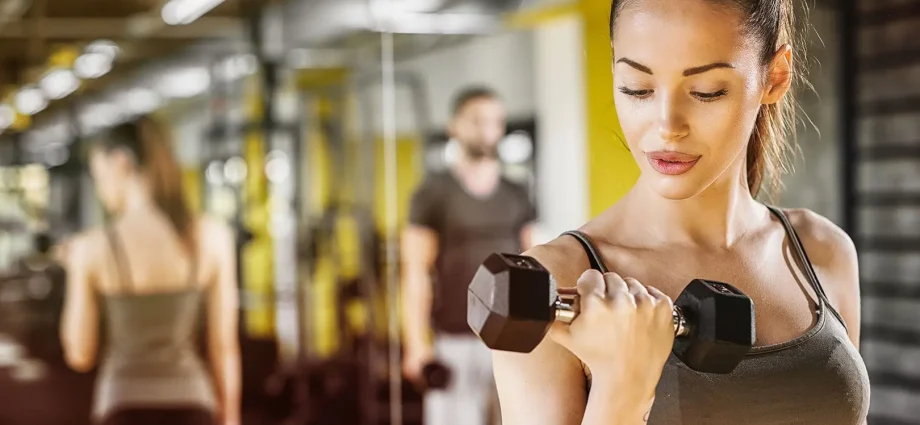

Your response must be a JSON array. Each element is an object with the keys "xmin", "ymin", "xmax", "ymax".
[
  {"xmin": 576, "ymin": 269, "xmax": 607, "ymax": 299},
  {"xmin": 602, "ymin": 272, "xmax": 629, "ymax": 298},
  {"xmin": 624, "ymin": 277, "xmax": 651, "ymax": 297},
  {"xmin": 624, "ymin": 277, "xmax": 654, "ymax": 308},
  {"xmin": 575, "ymin": 269, "xmax": 608, "ymax": 319},
  {"xmin": 646, "ymin": 285, "xmax": 674, "ymax": 310}
]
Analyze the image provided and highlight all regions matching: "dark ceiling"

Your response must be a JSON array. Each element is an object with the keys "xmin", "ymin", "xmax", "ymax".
[{"xmin": 0, "ymin": 0, "xmax": 257, "ymax": 123}]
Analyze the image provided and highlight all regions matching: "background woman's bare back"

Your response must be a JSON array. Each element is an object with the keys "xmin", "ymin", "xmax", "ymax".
[{"xmin": 86, "ymin": 210, "xmax": 222, "ymax": 295}]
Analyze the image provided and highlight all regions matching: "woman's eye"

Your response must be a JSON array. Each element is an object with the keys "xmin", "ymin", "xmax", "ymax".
[
  {"xmin": 618, "ymin": 87, "xmax": 653, "ymax": 99},
  {"xmin": 692, "ymin": 89, "xmax": 728, "ymax": 102}
]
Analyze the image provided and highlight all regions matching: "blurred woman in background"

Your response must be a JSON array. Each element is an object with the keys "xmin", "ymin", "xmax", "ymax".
[{"xmin": 59, "ymin": 115, "xmax": 241, "ymax": 425}]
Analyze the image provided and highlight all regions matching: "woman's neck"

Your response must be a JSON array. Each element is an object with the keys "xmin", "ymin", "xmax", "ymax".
[
  {"xmin": 120, "ymin": 179, "xmax": 156, "ymax": 216},
  {"xmin": 617, "ymin": 174, "xmax": 768, "ymax": 251}
]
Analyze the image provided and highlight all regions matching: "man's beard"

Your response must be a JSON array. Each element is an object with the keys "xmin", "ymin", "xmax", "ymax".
[{"xmin": 463, "ymin": 143, "xmax": 498, "ymax": 161}]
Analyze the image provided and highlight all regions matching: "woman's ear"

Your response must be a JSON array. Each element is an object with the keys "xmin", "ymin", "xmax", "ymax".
[{"xmin": 761, "ymin": 44, "xmax": 793, "ymax": 105}]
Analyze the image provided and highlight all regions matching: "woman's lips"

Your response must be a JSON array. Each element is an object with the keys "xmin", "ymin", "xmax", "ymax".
[{"xmin": 645, "ymin": 151, "xmax": 701, "ymax": 176}]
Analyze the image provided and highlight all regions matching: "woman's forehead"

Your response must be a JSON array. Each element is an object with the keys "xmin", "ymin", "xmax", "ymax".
[{"xmin": 612, "ymin": 2, "xmax": 761, "ymax": 76}]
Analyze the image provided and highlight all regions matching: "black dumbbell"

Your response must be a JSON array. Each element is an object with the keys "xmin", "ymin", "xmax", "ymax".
[
  {"xmin": 467, "ymin": 253, "xmax": 756, "ymax": 374},
  {"xmin": 420, "ymin": 361, "xmax": 452, "ymax": 391}
]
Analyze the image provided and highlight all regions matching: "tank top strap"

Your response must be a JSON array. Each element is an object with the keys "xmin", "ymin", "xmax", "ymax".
[
  {"xmin": 104, "ymin": 226, "xmax": 134, "ymax": 293},
  {"xmin": 561, "ymin": 230, "xmax": 609, "ymax": 273},
  {"xmin": 765, "ymin": 205, "xmax": 848, "ymax": 331},
  {"xmin": 186, "ymin": 244, "xmax": 199, "ymax": 290},
  {"xmin": 561, "ymin": 229, "xmax": 607, "ymax": 393}
]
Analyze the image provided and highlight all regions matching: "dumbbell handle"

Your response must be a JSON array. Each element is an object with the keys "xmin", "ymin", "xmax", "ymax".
[{"xmin": 553, "ymin": 287, "xmax": 690, "ymax": 338}]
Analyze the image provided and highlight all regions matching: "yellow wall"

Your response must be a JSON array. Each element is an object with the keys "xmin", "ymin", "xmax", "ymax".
[{"xmin": 583, "ymin": 0, "xmax": 639, "ymax": 216}]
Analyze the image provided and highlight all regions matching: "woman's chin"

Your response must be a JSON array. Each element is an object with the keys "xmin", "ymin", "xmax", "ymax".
[{"xmin": 649, "ymin": 175, "xmax": 708, "ymax": 201}]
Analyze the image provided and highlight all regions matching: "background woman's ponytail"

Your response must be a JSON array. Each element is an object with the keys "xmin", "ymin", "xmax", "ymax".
[{"xmin": 97, "ymin": 116, "xmax": 195, "ymax": 253}]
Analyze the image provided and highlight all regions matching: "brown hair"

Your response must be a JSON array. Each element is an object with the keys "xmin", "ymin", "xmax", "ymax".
[
  {"xmin": 96, "ymin": 115, "xmax": 195, "ymax": 253},
  {"xmin": 451, "ymin": 85, "xmax": 500, "ymax": 117},
  {"xmin": 610, "ymin": 0, "xmax": 807, "ymax": 199}
]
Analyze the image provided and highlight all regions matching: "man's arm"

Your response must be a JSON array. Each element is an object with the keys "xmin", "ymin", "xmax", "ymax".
[
  {"xmin": 520, "ymin": 223, "xmax": 536, "ymax": 252},
  {"xmin": 519, "ymin": 184, "xmax": 538, "ymax": 251},
  {"xmin": 400, "ymin": 225, "xmax": 439, "ymax": 378}
]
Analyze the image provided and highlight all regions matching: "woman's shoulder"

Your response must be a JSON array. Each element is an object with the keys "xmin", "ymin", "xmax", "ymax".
[
  {"xmin": 779, "ymin": 207, "xmax": 857, "ymax": 271},
  {"xmin": 777, "ymin": 207, "xmax": 860, "ymax": 328},
  {"xmin": 193, "ymin": 215, "xmax": 236, "ymax": 244},
  {"xmin": 524, "ymin": 228, "xmax": 598, "ymax": 289}
]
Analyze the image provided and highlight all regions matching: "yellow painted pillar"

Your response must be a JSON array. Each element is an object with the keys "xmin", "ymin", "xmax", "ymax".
[
  {"xmin": 241, "ymin": 73, "xmax": 276, "ymax": 339},
  {"xmin": 305, "ymin": 92, "xmax": 339, "ymax": 358}
]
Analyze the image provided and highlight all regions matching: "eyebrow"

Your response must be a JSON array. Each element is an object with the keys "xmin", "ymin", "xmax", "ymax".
[{"xmin": 615, "ymin": 58, "xmax": 735, "ymax": 76}]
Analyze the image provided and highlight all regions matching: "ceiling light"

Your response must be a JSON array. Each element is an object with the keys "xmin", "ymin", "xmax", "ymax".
[
  {"xmin": 14, "ymin": 86, "xmax": 47, "ymax": 116},
  {"xmin": 86, "ymin": 40, "xmax": 120, "ymax": 60},
  {"xmin": 80, "ymin": 102, "xmax": 124, "ymax": 133},
  {"xmin": 40, "ymin": 69, "xmax": 80, "ymax": 100},
  {"xmin": 120, "ymin": 88, "xmax": 161, "ymax": 115},
  {"xmin": 158, "ymin": 68, "xmax": 210, "ymax": 99},
  {"xmin": 390, "ymin": 0, "xmax": 445, "ymax": 12},
  {"xmin": 162, "ymin": 0, "xmax": 226, "ymax": 26},
  {"xmin": 74, "ymin": 52, "xmax": 113, "ymax": 79},
  {"xmin": 216, "ymin": 54, "xmax": 258, "ymax": 81},
  {"xmin": 372, "ymin": 12, "xmax": 500, "ymax": 34}
]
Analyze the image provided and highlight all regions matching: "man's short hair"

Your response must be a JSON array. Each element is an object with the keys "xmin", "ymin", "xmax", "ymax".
[{"xmin": 451, "ymin": 86, "xmax": 500, "ymax": 117}]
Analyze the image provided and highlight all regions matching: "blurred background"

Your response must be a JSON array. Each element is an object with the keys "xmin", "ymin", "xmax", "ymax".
[{"xmin": 0, "ymin": 0, "xmax": 915, "ymax": 424}]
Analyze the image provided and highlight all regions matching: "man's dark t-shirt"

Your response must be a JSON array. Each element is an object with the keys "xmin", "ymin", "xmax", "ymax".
[{"xmin": 409, "ymin": 171, "xmax": 537, "ymax": 335}]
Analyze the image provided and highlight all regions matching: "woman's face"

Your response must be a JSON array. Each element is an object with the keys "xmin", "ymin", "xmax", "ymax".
[
  {"xmin": 88, "ymin": 147, "xmax": 132, "ymax": 214},
  {"xmin": 611, "ymin": 0, "xmax": 790, "ymax": 200}
]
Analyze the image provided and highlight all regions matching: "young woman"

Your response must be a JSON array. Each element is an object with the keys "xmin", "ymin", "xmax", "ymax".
[
  {"xmin": 60, "ymin": 116, "xmax": 241, "ymax": 425},
  {"xmin": 492, "ymin": 0, "xmax": 871, "ymax": 424}
]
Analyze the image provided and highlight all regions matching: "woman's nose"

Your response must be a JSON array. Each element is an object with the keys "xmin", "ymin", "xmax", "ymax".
[{"xmin": 658, "ymin": 96, "xmax": 690, "ymax": 142}]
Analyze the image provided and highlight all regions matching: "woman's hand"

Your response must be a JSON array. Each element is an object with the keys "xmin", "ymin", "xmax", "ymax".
[{"xmin": 549, "ymin": 270, "xmax": 675, "ymax": 402}]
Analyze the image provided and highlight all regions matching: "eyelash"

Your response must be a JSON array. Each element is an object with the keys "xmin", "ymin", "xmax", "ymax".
[{"xmin": 617, "ymin": 87, "xmax": 728, "ymax": 103}]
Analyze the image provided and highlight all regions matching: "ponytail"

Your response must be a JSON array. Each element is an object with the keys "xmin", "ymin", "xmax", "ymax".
[{"xmin": 97, "ymin": 116, "xmax": 195, "ymax": 253}]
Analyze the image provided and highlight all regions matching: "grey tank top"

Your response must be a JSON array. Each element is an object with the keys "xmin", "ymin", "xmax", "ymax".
[
  {"xmin": 570, "ymin": 206, "xmax": 871, "ymax": 425},
  {"xmin": 92, "ymin": 227, "xmax": 216, "ymax": 419}
]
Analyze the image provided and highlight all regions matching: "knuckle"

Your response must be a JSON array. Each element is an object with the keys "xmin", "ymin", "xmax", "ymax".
[{"xmin": 613, "ymin": 293, "xmax": 637, "ymax": 310}]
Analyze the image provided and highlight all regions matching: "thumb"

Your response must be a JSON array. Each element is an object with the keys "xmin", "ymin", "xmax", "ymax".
[
  {"xmin": 576, "ymin": 269, "xmax": 607, "ymax": 314},
  {"xmin": 576, "ymin": 269, "xmax": 607, "ymax": 299}
]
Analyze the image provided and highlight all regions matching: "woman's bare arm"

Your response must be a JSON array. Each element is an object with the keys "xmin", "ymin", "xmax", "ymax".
[
  {"xmin": 495, "ymin": 238, "xmax": 653, "ymax": 425},
  {"xmin": 203, "ymin": 218, "xmax": 242, "ymax": 425},
  {"xmin": 493, "ymin": 330, "xmax": 587, "ymax": 425},
  {"xmin": 60, "ymin": 233, "xmax": 100, "ymax": 372}
]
